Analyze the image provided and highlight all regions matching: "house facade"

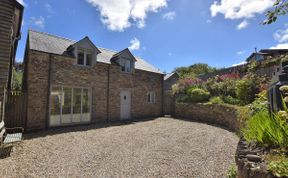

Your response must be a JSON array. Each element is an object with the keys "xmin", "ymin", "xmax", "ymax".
[
  {"xmin": 23, "ymin": 30, "xmax": 164, "ymax": 131},
  {"xmin": 0, "ymin": 0, "xmax": 23, "ymax": 123}
]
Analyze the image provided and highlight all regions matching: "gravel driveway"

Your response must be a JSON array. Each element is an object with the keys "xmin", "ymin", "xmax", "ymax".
[{"xmin": 0, "ymin": 117, "xmax": 239, "ymax": 178}]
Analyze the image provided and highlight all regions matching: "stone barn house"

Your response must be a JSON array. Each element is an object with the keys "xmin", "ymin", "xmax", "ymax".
[{"xmin": 22, "ymin": 30, "xmax": 164, "ymax": 131}]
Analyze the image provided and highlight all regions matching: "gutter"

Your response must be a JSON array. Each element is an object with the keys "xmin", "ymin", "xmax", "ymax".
[
  {"xmin": 45, "ymin": 54, "xmax": 52, "ymax": 130},
  {"xmin": 106, "ymin": 64, "xmax": 110, "ymax": 122}
]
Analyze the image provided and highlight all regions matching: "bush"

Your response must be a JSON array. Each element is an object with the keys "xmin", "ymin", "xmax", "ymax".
[
  {"xmin": 209, "ymin": 96, "xmax": 224, "ymax": 104},
  {"xmin": 249, "ymin": 90, "xmax": 269, "ymax": 115},
  {"xmin": 222, "ymin": 95, "xmax": 241, "ymax": 105},
  {"xmin": 236, "ymin": 79, "xmax": 256, "ymax": 105},
  {"xmin": 187, "ymin": 88, "xmax": 210, "ymax": 103},
  {"xmin": 242, "ymin": 110, "xmax": 288, "ymax": 148},
  {"xmin": 226, "ymin": 166, "xmax": 237, "ymax": 178},
  {"xmin": 267, "ymin": 154, "xmax": 288, "ymax": 177}
]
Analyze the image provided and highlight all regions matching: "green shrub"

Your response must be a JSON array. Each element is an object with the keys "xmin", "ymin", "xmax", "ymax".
[
  {"xmin": 242, "ymin": 110, "xmax": 288, "ymax": 148},
  {"xmin": 209, "ymin": 96, "xmax": 224, "ymax": 104},
  {"xmin": 226, "ymin": 166, "xmax": 237, "ymax": 178},
  {"xmin": 222, "ymin": 95, "xmax": 241, "ymax": 105},
  {"xmin": 249, "ymin": 90, "xmax": 269, "ymax": 115},
  {"xmin": 236, "ymin": 79, "xmax": 256, "ymax": 105},
  {"xmin": 187, "ymin": 88, "xmax": 210, "ymax": 103},
  {"xmin": 267, "ymin": 154, "xmax": 288, "ymax": 177}
]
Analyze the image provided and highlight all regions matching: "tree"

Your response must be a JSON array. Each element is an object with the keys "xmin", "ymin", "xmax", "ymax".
[
  {"xmin": 264, "ymin": 0, "xmax": 288, "ymax": 24},
  {"xmin": 12, "ymin": 67, "xmax": 23, "ymax": 90},
  {"xmin": 175, "ymin": 63, "xmax": 216, "ymax": 78}
]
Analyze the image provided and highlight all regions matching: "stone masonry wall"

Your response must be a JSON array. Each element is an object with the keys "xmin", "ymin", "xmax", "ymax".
[
  {"xmin": 25, "ymin": 50, "xmax": 163, "ymax": 131},
  {"xmin": 174, "ymin": 103, "xmax": 240, "ymax": 132}
]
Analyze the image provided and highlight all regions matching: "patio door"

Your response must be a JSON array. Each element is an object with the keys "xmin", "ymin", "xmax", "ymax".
[
  {"xmin": 120, "ymin": 90, "xmax": 131, "ymax": 120},
  {"xmin": 50, "ymin": 86, "xmax": 91, "ymax": 127}
]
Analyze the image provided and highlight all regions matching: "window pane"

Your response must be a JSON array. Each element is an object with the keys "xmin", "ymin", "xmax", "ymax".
[
  {"xmin": 51, "ymin": 87, "xmax": 62, "ymax": 115},
  {"xmin": 126, "ymin": 60, "xmax": 131, "ymax": 72},
  {"xmin": 73, "ymin": 88, "xmax": 82, "ymax": 114},
  {"xmin": 82, "ymin": 89, "xmax": 90, "ymax": 113},
  {"xmin": 62, "ymin": 87, "xmax": 72, "ymax": 114},
  {"xmin": 77, "ymin": 50, "xmax": 84, "ymax": 65},
  {"xmin": 86, "ymin": 53, "xmax": 92, "ymax": 66}
]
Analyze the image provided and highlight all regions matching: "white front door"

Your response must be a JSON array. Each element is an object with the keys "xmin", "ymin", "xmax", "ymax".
[{"xmin": 120, "ymin": 90, "xmax": 131, "ymax": 120}]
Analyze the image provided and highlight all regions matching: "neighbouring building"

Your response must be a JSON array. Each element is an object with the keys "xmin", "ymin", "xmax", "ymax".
[
  {"xmin": 163, "ymin": 72, "xmax": 179, "ymax": 115},
  {"xmin": 0, "ymin": 0, "xmax": 23, "ymax": 123},
  {"xmin": 246, "ymin": 49, "xmax": 288, "ymax": 62},
  {"xmin": 22, "ymin": 30, "xmax": 164, "ymax": 131},
  {"xmin": 164, "ymin": 72, "xmax": 179, "ymax": 91}
]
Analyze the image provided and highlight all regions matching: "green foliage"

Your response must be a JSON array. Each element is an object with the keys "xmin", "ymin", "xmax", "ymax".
[
  {"xmin": 222, "ymin": 95, "xmax": 242, "ymax": 105},
  {"xmin": 236, "ymin": 79, "xmax": 256, "ymax": 105},
  {"xmin": 226, "ymin": 166, "xmax": 237, "ymax": 178},
  {"xmin": 204, "ymin": 78, "xmax": 237, "ymax": 98},
  {"xmin": 12, "ymin": 67, "xmax": 23, "ymax": 90},
  {"xmin": 267, "ymin": 154, "xmax": 288, "ymax": 177},
  {"xmin": 175, "ymin": 63, "xmax": 216, "ymax": 78},
  {"xmin": 209, "ymin": 96, "xmax": 224, "ymax": 104},
  {"xmin": 187, "ymin": 88, "xmax": 210, "ymax": 103},
  {"xmin": 264, "ymin": 0, "xmax": 288, "ymax": 25},
  {"xmin": 242, "ymin": 110, "xmax": 288, "ymax": 148},
  {"xmin": 249, "ymin": 90, "xmax": 269, "ymax": 115}
]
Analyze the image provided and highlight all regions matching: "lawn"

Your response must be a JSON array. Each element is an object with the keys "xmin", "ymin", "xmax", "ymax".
[{"xmin": 0, "ymin": 117, "xmax": 239, "ymax": 178}]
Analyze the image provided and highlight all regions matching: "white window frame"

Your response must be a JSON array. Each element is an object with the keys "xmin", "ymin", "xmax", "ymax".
[
  {"xmin": 120, "ymin": 58, "xmax": 132, "ymax": 73},
  {"xmin": 76, "ymin": 48, "xmax": 93, "ymax": 67},
  {"xmin": 148, "ymin": 91, "xmax": 156, "ymax": 104},
  {"xmin": 49, "ymin": 85, "xmax": 92, "ymax": 127}
]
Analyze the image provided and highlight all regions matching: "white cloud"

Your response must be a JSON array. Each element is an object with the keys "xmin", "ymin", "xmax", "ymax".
[
  {"xmin": 236, "ymin": 50, "xmax": 245, "ymax": 55},
  {"xmin": 232, "ymin": 61, "xmax": 247, "ymax": 67},
  {"xmin": 86, "ymin": 0, "xmax": 167, "ymax": 31},
  {"xmin": 274, "ymin": 25, "xmax": 288, "ymax": 43},
  {"xmin": 270, "ymin": 43, "xmax": 288, "ymax": 49},
  {"xmin": 128, "ymin": 38, "xmax": 141, "ymax": 50},
  {"xmin": 30, "ymin": 16, "xmax": 45, "ymax": 29},
  {"xmin": 17, "ymin": 0, "xmax": 27, "ymax": 6},
  {"xmin": 237, "ymin": 20, "xmax": 249, "ymax": 30},
  {"xmin": 210, "ymin": 0, "xmax": 274, "ymax": 29},
  {"xmin": 271, "ymin": 25, "xmax": 288, "ymax": 49},
  {"xmin": 45, "ymin": 3, "xmax": 55, "ymax": 14},
  {"xmin": 211, "ymin": 0, "xmax": 274, "ymax": 19},
  {"xmin": 206, "ymin": 19, "xmax": 212, "ymax": 23},
  {"xmin": 162, "ymin": 11, "xmax": 176, "ymax": 20}
]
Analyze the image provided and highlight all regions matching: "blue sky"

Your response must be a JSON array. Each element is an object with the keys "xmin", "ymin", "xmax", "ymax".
[{"xmin": 16, "ymin": 0, "xmax": 288, "ymax": 73}]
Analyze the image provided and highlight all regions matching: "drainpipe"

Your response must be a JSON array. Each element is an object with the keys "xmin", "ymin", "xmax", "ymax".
[
  {"xmin": 106, "ymin": 64, "xmax": 110, "ymax": 122},
  {"xmin": 45, "ymin": 54, "xmax": 52, "ymax": 130}
]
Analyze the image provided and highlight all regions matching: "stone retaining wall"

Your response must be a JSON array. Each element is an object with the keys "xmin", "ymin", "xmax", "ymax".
[
  {"xmin": 174, "ymin": 103, "xmax": 240, "ymax": 132},
  {"xmin": 236, "ymin": 139, "xmax": 276, "ymax": 178}
]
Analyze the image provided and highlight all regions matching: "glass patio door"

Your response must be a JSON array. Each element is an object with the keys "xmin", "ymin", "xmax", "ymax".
[{"xmin": 50, "ymin": 86, "xmax": 91, "ymax": 127}]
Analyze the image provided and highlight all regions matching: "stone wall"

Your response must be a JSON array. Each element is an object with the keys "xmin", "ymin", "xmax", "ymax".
[
  {"xmin": 236, "ymin": 139, "xmax": 276, "ymax": 178},
  {"xmin": 25, "ymin": 50, "xmax": 163, "ymax": 131},
  {"xmin": 174, "ymin": 103, "xmax": 240, "ymax": 131}
]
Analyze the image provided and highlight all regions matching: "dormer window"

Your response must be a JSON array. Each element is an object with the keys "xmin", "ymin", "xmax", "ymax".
[
  {"xmin": 120, "ymin": 58, "xmax": 131, "ymax": 73},
  {"xmin": 77, "ymin": 48, "xmax": 93, "ymax": 66}
]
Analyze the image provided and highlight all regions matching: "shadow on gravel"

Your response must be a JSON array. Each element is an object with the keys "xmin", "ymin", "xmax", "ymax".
[{"xmin": 23, "ymin": 117, "xmax": 158, "ymax": 140}]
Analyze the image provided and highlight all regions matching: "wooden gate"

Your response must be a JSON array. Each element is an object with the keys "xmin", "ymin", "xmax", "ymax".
[
  {"xmin": 4, "ymin": 91, "xmax": 26, "ymax": 128},
  {"xmin": 164, "ymin": 91, "xmax": 175, "ymax": 115}
]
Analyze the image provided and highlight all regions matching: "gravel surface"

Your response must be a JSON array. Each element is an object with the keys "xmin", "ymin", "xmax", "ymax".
[{"xmin": 0, "ymin": 117, "xmax": 239, "ymax": 178}]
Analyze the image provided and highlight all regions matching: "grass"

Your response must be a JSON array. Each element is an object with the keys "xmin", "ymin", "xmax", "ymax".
[{"xmin": 266, "ymin": 152, "xmax": 288, "ymax": 177}]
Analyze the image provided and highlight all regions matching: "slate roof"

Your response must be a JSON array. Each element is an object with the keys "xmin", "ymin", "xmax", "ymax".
[
  {"xmin": 28, "ymin": 30, "xmax": 163, "ymax": 74},
  {"xmin": 164, "ymin": 72, "xmax": 178, "ymax": 80}
]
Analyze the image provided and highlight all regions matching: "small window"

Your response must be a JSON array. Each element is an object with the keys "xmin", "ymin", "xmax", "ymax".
[
  {"xmin": 77, "ymin": 49, "xmax": 93, "ymax": 66},
  {"xmin": 120, "ymin": 58, "xmax": 131, "ymax": 73},
  {"xmin": 77, "ymin": 49, "xmax": 85, "ymax": 65},
  {"xmin": 148, "ymin": 92, "xmax": 156, "ymax": 103},
  {"xmin": 86, "ymin": 53, "xmax": 92, "ymax": 66}
]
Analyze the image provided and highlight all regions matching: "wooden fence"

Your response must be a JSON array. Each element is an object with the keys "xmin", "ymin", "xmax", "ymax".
[{"xmin": 4, "ymin": 91, "xmax": 26, "ymax": 128}]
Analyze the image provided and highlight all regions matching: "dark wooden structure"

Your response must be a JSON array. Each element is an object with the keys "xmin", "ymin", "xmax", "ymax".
[{"xmin": 0, "ymin": 0, "xmax": 24, "ymax": 135}]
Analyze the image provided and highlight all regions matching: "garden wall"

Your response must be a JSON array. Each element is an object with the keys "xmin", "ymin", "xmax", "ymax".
[{"xmin": 174, "ymin": 103, "xmax": 241, "ymax": 131}]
